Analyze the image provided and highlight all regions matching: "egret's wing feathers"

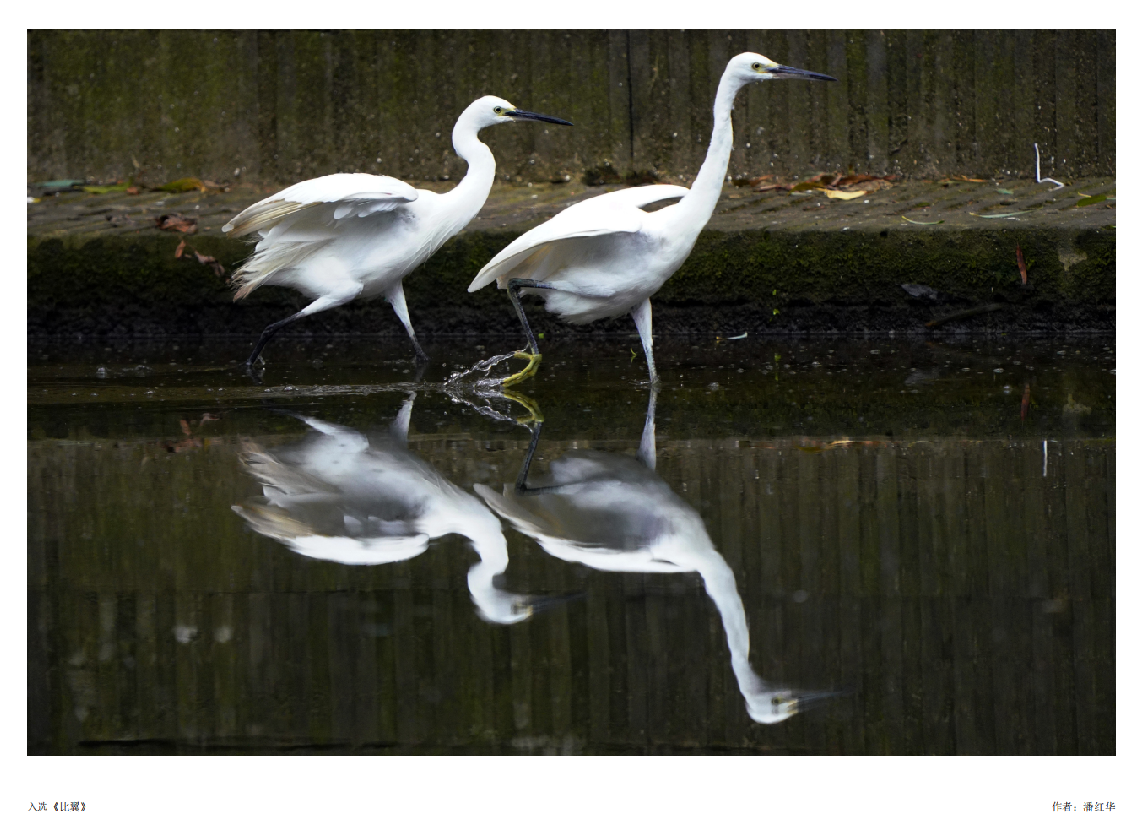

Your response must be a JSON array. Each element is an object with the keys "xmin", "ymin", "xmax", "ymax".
[
  {"xmin": 468, "ymin": 185, "xmax": 689, "ymax": 292},
  {"xmin": 223, "ymin": 173, "xmax": 418, "ymax": 237},
  {"xmin": 581, "ymin": 184, "xmax": 690, "ymax": 210},
  {"xmin": 224, "ymin": 174, "xmax": 419, "ymax": 299}
]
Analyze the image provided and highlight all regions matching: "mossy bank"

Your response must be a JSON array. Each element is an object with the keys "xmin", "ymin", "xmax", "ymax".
[{"xmin": 28, "ymin": 224, "xmax": 1115, "ymax": 341}]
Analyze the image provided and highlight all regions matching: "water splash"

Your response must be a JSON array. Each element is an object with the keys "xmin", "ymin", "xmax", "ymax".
[{"xmin": 442, "ymin": 352, "xmax": 518, "ymax": 390}]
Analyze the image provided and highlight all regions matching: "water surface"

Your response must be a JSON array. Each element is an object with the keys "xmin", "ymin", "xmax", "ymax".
[{"xmin": 28, "ymin": 336, "xmax": 1115, "ymax": 754}]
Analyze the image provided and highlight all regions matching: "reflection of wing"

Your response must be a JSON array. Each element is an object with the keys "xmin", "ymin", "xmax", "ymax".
[
  {"xmin": 467, "ymin": 185, "xmax": 689, "ymax": 291},
  {"xmin": 475, "ymin": 449, "xmax": 704, "ymax": 573},
  {"xmin": 232, "ymin": 407, "xmax": 539, "ymax": 623}
]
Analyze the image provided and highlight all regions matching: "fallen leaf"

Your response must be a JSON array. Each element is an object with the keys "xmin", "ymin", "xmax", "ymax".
[
  {"xmin": 901, "ymin": 284, "xmax": 942, "ymax": 301},
  {"xmin": 997, "ymin": 187, "xmax": 1014, "ymax": 195},
  {"xmin": 835, "ymin": 174, "xmax": 896, "ymax": 187},
  {"xmin": 902, "ymin": 215, "xmax": 944, "ymax": 225},
  {"xmin": 970, "ymin": 210, "xmax": 1034, "ymax": 218},
  {"xmin": 157, "ymin": 177, "xmax": 205, "ymax": 193},
  {"xmin": 1074, "ymin": 194, "xmax": 1109, "ymax": 208},
  {"xmin": 156, "ymin": 213, "xmax": 198, "ymax": 233},
  {"xmin": 825, "ymin": 189, "xmax": 866, "ymax": 200},
  {"xmin": 193, "ymin": 249, "xmax": 227, "ymax": 277},
  {"xmin": 727, "ymin": 332, "xmax": 748, "ymax": 340},
  {"xmin": 1016, "ymin": 244, "xmax": 1027, "ymax": 285},
  {"xmin": 83, "ymin": 184, "xmax": 129, "ymax": 194},
  {"xmin": 127, "ymin": 186, "xmax": 141, "ymax": 195},
  {"xmin": 789, "ymin": 180, "xmax": 828, "ymax": 192},
  {"xmin": 174, "ymin": 239, "xmax": 187, "ymax": 258},
  {"xmin": 754, "ymin": 183, "xmax": 792, "ymax": 193},
  {"xmin": 35, "ymin": 179, "xmax": 85, "ymax": 188}
]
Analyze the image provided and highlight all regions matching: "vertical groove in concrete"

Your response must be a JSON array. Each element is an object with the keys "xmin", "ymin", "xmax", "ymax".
[{"xmin": 28, "ymin": 31, "xmax": 1115, "ymax": 184}]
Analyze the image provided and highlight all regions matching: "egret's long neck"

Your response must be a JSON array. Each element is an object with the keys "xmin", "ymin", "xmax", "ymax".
[
  {"xmin": 466, "ymin": 530, "xmax": 512, "ymax": 618},
  {"xmin": 441, "ymin": 114, "xmax": 497, "ymax": 231},
  {"xmin": 677, "ymin": 72, "xmax": 746, "ymax": 231}
]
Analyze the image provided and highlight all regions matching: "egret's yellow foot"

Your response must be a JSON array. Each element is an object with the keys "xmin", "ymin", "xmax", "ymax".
[
  {"xmin": 501, "ymin": 390, "xmax": 544, "ymax": 425},
  {"xmin": 499, "ymin": 351, "xmax": 542, "ymax": 388}
]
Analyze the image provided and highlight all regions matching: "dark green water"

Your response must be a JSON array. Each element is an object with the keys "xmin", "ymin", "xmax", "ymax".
[{"xmin": 27, "ymin": 335, "xmax": 1115, "ymax": 754}]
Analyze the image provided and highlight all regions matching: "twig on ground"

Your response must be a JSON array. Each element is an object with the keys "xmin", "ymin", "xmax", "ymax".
[{"xmin": 1034, "ymin": 143, "xmax": 1065, "ymax": 190}]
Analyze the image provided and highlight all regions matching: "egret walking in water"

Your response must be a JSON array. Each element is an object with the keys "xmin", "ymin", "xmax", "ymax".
[
  {"xmin": 468, "ymin": 53, "xmax": 834, "ymax": 385},
  {"xmin": 223, "ymin": 96, "xmax": 572, "ymax": 371}
]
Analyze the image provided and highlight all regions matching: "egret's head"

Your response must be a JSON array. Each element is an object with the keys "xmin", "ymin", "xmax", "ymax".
[
  {"xmin": 467, "ymin": 95, "xmax": 574, "ymax": 131},
  {"xmin": 730, "ymin": 51, "xmax": 837, "ymax": 85},
  {"xmin": 746, "ymin": 688, "xmax": 848, "ymax": 724}
]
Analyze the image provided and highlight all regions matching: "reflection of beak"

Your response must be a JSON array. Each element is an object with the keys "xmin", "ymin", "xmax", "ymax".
[
  {"xmin": 768, "ymin": 64, "xmax": 837, "ymax": 82},
  {"xmin": 792, "ymin": 689, "xmax": 850, "ymax": 713},
  {"xmin": 506, "ymin": 109, "xmax": 574, "ymax": 126},
  {"xmin": 519, "ymin": 591, "xmax": 586, "ymax": 617}
]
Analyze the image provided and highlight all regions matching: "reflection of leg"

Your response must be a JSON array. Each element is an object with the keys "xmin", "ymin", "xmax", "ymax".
[
  {"xmin": 513, "ymin": 421, "xmax": 544, "ymax": 494},
  {"xmin": 512, "ymin": 419, "xmax": 605, "ymax": 496},
  {"xmin": 631, "ymin": 298, "xmax": 659, "ymax": 385},
  {"xmin": 501, "ymin": 390, "xmax": 544, "ymax": 427},
  {"xmin": 246, "ymin": 292, "xmax": 355, "ymax": 368},
  {"xmin": 388, "ymin": 283, "xmax": 428, "ymax": 363},
  {"xmin": 390, "ymin": 391, "xmax": 417, "ymax": 444},
  {"xmin": 637, "ymin": 386, "xmax": 658, "ymax": 471}
]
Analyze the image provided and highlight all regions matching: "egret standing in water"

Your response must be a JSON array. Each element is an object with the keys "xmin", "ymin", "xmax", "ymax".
[
  {"xmin": 468, "ymin": 53, "xmax": 835, "ymax": 385},
  {"xmin": 223, "ymin": 96, "xmax": 572, "ymax": 370}
]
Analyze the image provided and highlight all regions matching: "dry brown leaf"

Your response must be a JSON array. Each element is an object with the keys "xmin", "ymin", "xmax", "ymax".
[
  {"xmin": 156, "ymin": 213, "xmax": 198, "ymax": 233},
  {"xmin": 193, "ymin": 249, "xmax": 227, "ymax": 278},
  {"xmin": 825, "ymin": 189, "xmax": 866, "ymax": 200}
]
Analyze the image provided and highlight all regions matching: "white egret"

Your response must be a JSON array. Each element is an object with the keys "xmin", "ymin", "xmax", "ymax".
[
  {"xmin": 223, "ymin": 96, "xmax": 573, "ymax": 370},
  {"xmin": 468, "ymin": 53, "xmax": 835, "ymax": 385},
  {"xmin": 476, "ymin": 390, "xmax": 840, "ymax": 723},
  {"xmin": 231, "ymin": 394, "xmax": 564, "ymax": 624}
]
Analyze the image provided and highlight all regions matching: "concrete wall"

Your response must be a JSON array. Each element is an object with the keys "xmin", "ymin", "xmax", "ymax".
[{"xmin": 28, "ymin": 30, "xmax": 1115, "ymax": 187}]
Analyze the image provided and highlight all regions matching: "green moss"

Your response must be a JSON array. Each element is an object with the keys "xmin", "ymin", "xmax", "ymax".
[{"xmin": 27, "ymin": 225, "xmax": 1115, "ymax": 338}]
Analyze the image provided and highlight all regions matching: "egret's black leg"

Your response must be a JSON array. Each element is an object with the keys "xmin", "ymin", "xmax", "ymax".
[
  {"xmin": 246, "ymin": 310, "xmax": 308, "ymax": 368},
  {"xmin": 500, "ymin": 278, "xmax": 556, "ymax": 387},
  {"xmin": 507, "ymin": 278, "xmax": 557, "ymax": 355}
]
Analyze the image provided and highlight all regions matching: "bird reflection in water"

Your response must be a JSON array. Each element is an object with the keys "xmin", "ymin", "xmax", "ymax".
[
  {"xmin": 477, "ymin": 389, "xmax": 841, "ymax": 724},
  {"xmin": 232, "ymin": 392, "xmax": 565, "ymax": 624}
]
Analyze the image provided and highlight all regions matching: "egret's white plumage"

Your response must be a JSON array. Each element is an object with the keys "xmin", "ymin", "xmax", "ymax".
[
  {"xmin": 469, "ymin": 53, "xmax": 835, "ymax": 384},
  {"xmin": 476, "ymin": 391, "xmax": 839, "ymax": 723},
  {"xmin": 224, "ymin": 96, "xmax": 572, "ymax": 369},
  {"xmin": 231, "ymin": 395, "xmax": 551, "ymax": 624}
]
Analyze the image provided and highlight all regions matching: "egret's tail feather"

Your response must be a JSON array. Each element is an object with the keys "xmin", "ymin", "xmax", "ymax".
[
  {"xmin": 229, "ymin": 240, "xmax": 329, "ymax": 300},
  {"xmin": 237, "ymin": 448, "xmax": 333, "ymax": 497},
  {"xmin": 232, "ymin": 501, "xmax": 313, "ymax": 542},
  {"xmin": 222, "ymin": 199, "xmax": 305, "ymax": 237}
]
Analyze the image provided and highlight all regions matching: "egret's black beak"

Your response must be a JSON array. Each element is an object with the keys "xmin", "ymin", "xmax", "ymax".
[
  {"xmin": 769, "ymin": 65, "xmax": 837, "ymax": 82},
  {"xmin": 507, "ymin": 109, "xmax": 574, "ymax": 126}
]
